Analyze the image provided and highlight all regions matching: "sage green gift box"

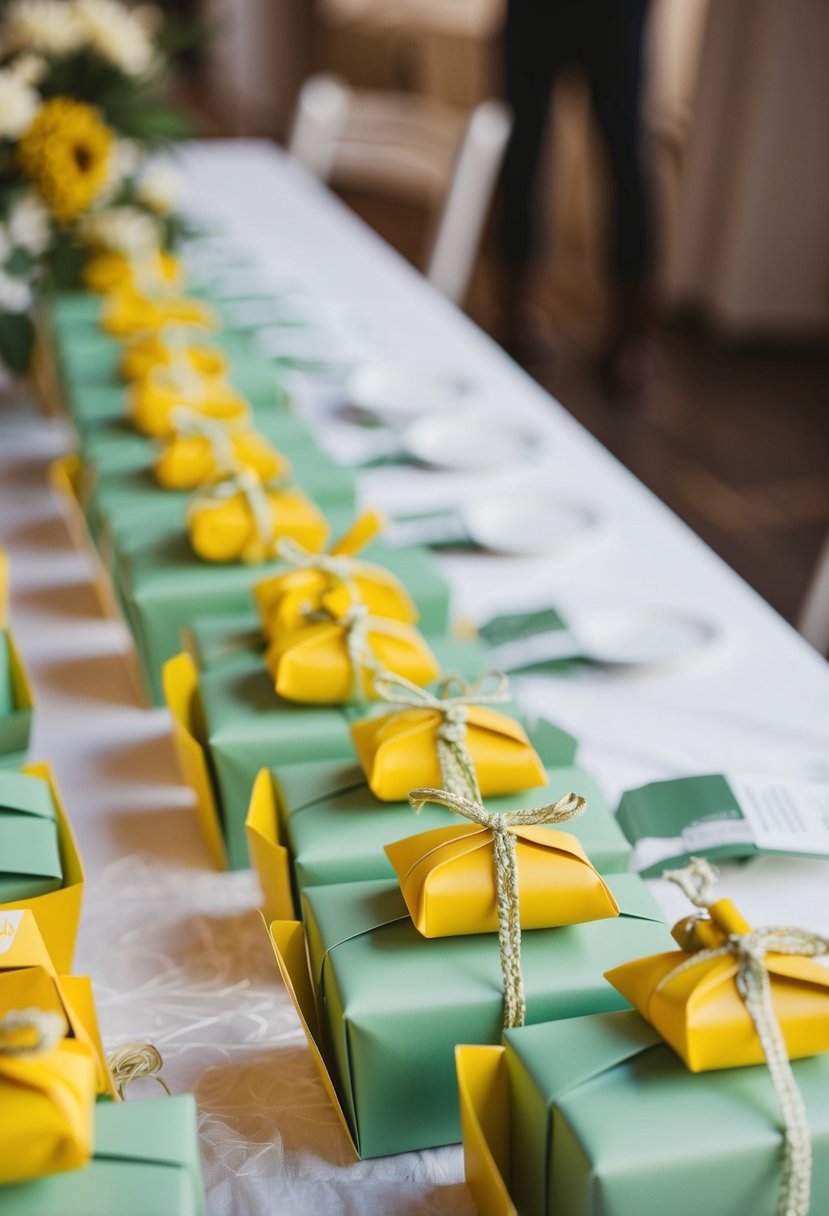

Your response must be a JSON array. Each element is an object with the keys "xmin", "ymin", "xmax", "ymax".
[
  {"xmin": 117, "ymin": 530, "xmax": 452, "ymax": 704},
  {"xmin": 0, "ymin": 630, "xmax": 34, "ymax": 768},
  {"xmin": 283, "ymin": 873, "xmax": 671, "ymax": 1158},
  {"xmin": 254, "ymin": 756, "xmax": 616, "ymax": 906},
  {"xmin": 0, "ymin": 769, "xmax": 62, "ymax": 901},
  {"xmin": 195, "ymin": 634, "xmax": 493, "ymax": 869},
  {"xmin": 0, "ymin": 1095, "xmax": 205, "ymax": 1216},
  {"xmin": 477, "ymin": 1010, "xmax": 829, "ymax": 1216}
]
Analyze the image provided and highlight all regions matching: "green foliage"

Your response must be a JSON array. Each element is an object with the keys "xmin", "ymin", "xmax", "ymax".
[{"xmin": 0, "ymin": 309, "xmax": 34, "ymax": 374}]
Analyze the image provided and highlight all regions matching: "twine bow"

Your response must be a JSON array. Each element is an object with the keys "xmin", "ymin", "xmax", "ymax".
[
  {"xmin": 372, "ymin": 670, "xmax": 511, "ymax": 799},
  {"xmin": 107, "ymin": 1041, "xmax": 172, "ymax": 1101},
  {"xmin": 661, "ymin": 858, "xmax": 827, "ymax": 1216},
  {"xmin": 0, "ymin": 1008, "xmax": 67, "ymax": 1056},
  {"xmin": 276, "ymin": 536, "xmax": 359, "ymax": 594},
  {"xmin": 188, "ymin": 468, "xmax": 294, "ymax": 558},
  {"xmin": 408, "ymin": 786, "xmax": 586, "ymax": 1029},
  {"xmin": 169, "ymin": 406, "xmax": 238, "ymax": 475},
  {"xmin": 151, "ymin": 355, "xmax": 207, "ymax": 402}
]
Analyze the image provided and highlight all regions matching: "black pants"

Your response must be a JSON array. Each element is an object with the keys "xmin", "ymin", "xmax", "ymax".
[{"xmin": 499, "ymin": 0, "xmax": 652, "ymax": 285}]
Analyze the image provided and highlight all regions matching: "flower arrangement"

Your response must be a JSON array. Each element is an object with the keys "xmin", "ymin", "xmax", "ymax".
[{"xmin": 0, "ymin": 0, "xmax": 196, "ymax": 372}]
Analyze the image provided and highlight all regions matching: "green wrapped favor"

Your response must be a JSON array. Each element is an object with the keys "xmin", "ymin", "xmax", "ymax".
[
  {"xmin": 0, "ymin": 1096, "xmax": 205, "ymax": 1216},
  {"xmin": 0, "ymin": 769, "xmax": 62, "ymax": 901},
  {"xmin": 478, "ymin": 1010, "xmax": 829, "ymax": 1216},
  {"xmin": 278, "ymin": 874, "xmax": 671, "ymax": 1158}
]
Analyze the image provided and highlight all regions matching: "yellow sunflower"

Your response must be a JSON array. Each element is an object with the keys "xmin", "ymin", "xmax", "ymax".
[{"xmin": 18, "ymin": 96, "xmax": 113, "ymax": 224}]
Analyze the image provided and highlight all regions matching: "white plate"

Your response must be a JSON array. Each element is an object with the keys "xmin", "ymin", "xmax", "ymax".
[
  {"xmin": 347, "ymin": 362, "xmax": 473, "ymax": 426},
  {"xmin": 404, "ymin": 408, "xmax": 545, "ymax": 472},
  {"xmin": 573, "ymin": 605, "xmax": 718, "ymax": 667},
  {"xmin": 463, "ymin": 494, "xmax": 598, "ymax": 555}
]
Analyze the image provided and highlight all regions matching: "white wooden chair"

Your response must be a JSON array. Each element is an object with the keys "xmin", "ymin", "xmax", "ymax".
[{"xmin": 288, "ymin": 72, "xmax": 511, "ymax": 305}]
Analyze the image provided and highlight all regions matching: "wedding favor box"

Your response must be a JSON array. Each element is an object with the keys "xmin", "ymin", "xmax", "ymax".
[
  {"xmin": 0, "ymin": 763, "xmax": 84, "ymax": 973},
  {"xmin": 0, "ymin": 1096, "xmax": 206, "ymax": 1216},
  {"xmin": 247, "ymin": 759, "xmax": 614, "ymax": 917},
  {"xmin": 456, "ymin": 1010, "xmax": 829, "ymax": 1216},
  {"xmin": 269, "ymin": 875, "xmax": 672, "ymax": 1157}
]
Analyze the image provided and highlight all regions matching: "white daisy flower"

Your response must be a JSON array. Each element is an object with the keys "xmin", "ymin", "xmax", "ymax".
[
  {"xmin": 0, "ymin": 67, "xmax": 40, "ymax": 139},
  {"xmin": 78, "ymin": 204, "xmax": 161, "ymax": 257},
  {"xmin": 0, "ymin": 0, "xmax": 85, "ymax": 57},
  {"xmin": 73, "ymin": 0, "xmax": 155, "ymax": 76},
  {"xmin": 8, "ymin": 192, "xmax": 50, "ymax": 256},
  {"xmin": 136, "ymin": 163, "xmax": 181, "ymax": 215}
]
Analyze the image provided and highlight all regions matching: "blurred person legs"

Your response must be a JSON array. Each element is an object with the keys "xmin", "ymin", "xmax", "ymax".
[{"xmin": 497, "ymin": 0, "xmax": 654, "ymax": 395}]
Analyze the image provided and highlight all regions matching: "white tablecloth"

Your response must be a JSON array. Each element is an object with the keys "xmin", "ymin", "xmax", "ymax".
[{"xmin": 1, "ymin": 140, "xmax": 828, "ymax": 1216}]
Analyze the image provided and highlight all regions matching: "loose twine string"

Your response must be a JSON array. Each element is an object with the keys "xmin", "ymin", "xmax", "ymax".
[
  {"xmin": 372, "ymin": 670, "xmax": 511, "ymax": 800},
  {"xmin": 408, "ymin": 786, "xmax": 585, "ymax": 1029},
  {"xmin": 107, "ymin": 1042, "xmax": 171, "ymax": 1101},
  {"xmin": 0, "ymin": 1008, "xmax": 67, "ymax": 1055},
  {"xmin": 661, "ymin": 857, "xmax": 827, "ymax": 1216}
]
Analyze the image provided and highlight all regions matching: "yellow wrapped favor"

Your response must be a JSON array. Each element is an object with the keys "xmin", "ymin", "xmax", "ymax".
[
  {"xmin": 154, "ymin": 410, "xmax": 288, "ymax": 490},
  {"xmin": 187, "ymin": 471, "xmax": 330, "ymax": 564},
  {"xmin": 387, "ymin": 789, "xmax": 616, "ymax": 939},
  {"xmin": 121, "ymin": 332, "xmax": 228, "ymax": 382},
  {"xmin": 84, "ymin": 250, "xmax": 182, "ymax": 295},
  {"xmin": 264, "ymin": 603, "xmax": 439, "ymax": 704},
  {"xmin": 254, "ymin": 511, "xmax": 419, "ymax": 638},
  {"xmin": 129, "ymin": 365, "xmax": 251, "ymax": 439},
  {"xmin": 0, "ymin": 1000, "xmax": 96, "ymax": 1185},
  {"xmin": 351, "ymin": 671, "xmax": 547, "ymax": 802},
  {"xmin": 101, "ymin": 287, "xmax": 217, "ymax": 338},
  {"xmin": 605, "ymin": 869, "xmax": 829, "ymax": 1072}
]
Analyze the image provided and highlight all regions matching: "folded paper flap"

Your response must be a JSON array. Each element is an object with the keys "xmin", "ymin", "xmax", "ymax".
[
  {"xmin": 92, "ymin": 1094, "xmax": 201, "ymax": 1172},
  {"xmin": 505, "ymin": 1009, "xmax": 662, "ymax": 1102},
  {"xmin": 0, "ymin": 816, "xmax": 63, "ymax": 879},
  {"xmin": 6, "ymin": 632, "xmax": 34, "ymax": 713},
  {"xmin": 0, "ymin": 771, "xmax": 55, "ymax": 820},
  {"xmin": 455, "ymin": 1045, "xmax": 517, "ymax": 1216},
  {"xmin": 366, "ymin": 703, "xmax": 532, "ymax": 756},
  {"xmin": 25, "ymin": 761, "xmax": 84, "ymax": 890},
  {"xmin": 302, "ymin": 882, "xmax": 410, "ymax": 985},
  {"xmin": 0, "ymin": 909, "xmax": 57, "ymax": 973},
  {"xmin": 607, "ymin": 873, "xmax": 668, "ymax": 924},
  {"xmin": 277, "ymin": 761, "xmax": 367, "ymax": 819}
]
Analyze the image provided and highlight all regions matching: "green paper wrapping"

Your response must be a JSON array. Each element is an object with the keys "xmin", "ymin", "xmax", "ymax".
[
  {"xmin": 0, "ymin": 631, "xmax": 33, "ymax": 768},
  {"xmin": 0, "ymin": 769, "xmax": 62, "ymax": 901},
  {"xmin": 115, "ymin": 527, "xmax": 452, "ymax": 704},
  {"xmin": 502, "ymin": 1010, "xmax": 829, "ymax": 1216},
  {"xmin": 200, "ymin": 635, "xmax": 493, "ymax": 869},
  {"xmin": 268, "ymin": 758, "xmax": 608, "ymax": 896},
  {"xmin": 299, "ymin": 874, "xmax": 672, "ymax": 1157},
  {"xmin": 0, "ymin": 1095, "xmax": 206, "ymax": 1216}
]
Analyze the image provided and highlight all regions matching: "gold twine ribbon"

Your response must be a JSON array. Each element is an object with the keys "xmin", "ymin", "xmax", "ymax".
[
  {"xmin": 107, "ymin": 1041, "xmax": 172, "ymax": 1101},
  {"xmin": 187, "ymin": 468, "xmax": 295, "ymax": 558},
  {"xmin": 372, "ymin": 670, "xmax": 511, "ymax": 800},
  {"xmin": 0, "ymin": 1008, "xmax": 67, "ymax": 1056},
  {"xmin": 408, "ymin": 786, "xmax": 586, "ymax": 1029},
  {"xmin": 276, "ymin": 536, "xmax": 360, "ymax": 598},
  {"xmin": 661, "ymin": 858, "xmax": 827, "ymax": 1216},
  {"xmin": 169, "ymin": 405, "xmax": 239, "ymax": 476},
  {"xmin": 149, "ymin": 355, "xmax": 207, "ymax": 403}
]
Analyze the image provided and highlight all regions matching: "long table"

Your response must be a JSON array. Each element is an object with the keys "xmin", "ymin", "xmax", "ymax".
[{"xmin": 1, "ymin": 139, "xmax": 828, "ymax": 1216}]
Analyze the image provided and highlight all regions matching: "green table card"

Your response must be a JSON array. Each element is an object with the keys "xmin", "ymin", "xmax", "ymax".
[
  {"xmin": 498, "ymin": 1010, "xmax": 829, "ymax": 1216},
  {"xmin": 289, "ymin": 874, "xmax": 671, "ymax": 1158},
  {"xmin": 0, "ymin": 1095, "xmax": 206, "ymax": 1216},
  {"xmin": 617, "ymin": 773, "xmax": 829, "ymax": 875},
  {"xmin": 198, "ymin": 634, "xmax": 492, "ymax": 869},
  {"xmin": 260, "ymin": 758, "xmax": 615, "ymax": 902},
  {"xmin": 0, "ymin": 769, "xmax": 62, "ymax": 901}
]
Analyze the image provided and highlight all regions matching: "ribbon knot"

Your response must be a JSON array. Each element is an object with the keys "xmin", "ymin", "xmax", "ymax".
[
  {"xmin": 276, "ymin": 536, "xmax": 357, "ymax": 587},
  {"xmin": 373, "ymin": 670, "xmax": 510, "ymax": 799},
  {"xmin": 169, "ymin": 406, "xmax": 238, "ymax": 475},
  {"xmin": 408, "ymin": 786, "xmax": 585, "ymax": 1029},
  {"xmin": 661, "ymin": 859, "xmax": 829, "ymax": 1216},
  {"xmin": 188, "ymin": 467, "xmax": 295, "ymax": 558}
]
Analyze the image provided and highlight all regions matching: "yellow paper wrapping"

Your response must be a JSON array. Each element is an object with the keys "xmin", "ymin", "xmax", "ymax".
[
  {"xmin": 83, "ymin": 250, "xmax": 182, "ymax": 295},
  {"xmin": 264, "ymin": 611, "xmax": 440, "ymax": 704},
  {"xmin": 129, "ymin": 370, "xmax": 251, "ymax": 439},
  {"xmin": 606, "ymin": 897, "xmax": 829, "ymax": 1072},
  {"xmin": 385, "ymin": 823, "xmax": 619, "ymax": 938},
  {"xmin": 254, "ymin": 511, "xmax": 419, "ymax": 638},
  {"xmin": 121, "ymin": 333, "xmax": 228, "ymax": 383},
  {"xmin": 155, "ymin": 425, "xmax": 288, "ymax": 490},
  {"xmin": 187, "ymin": 477, "xmax": 330, "ymax": 564},
  {"xmin": 101, "ymin": 288, "xmax": 217, "ymax": 338},
  {"xmin": 351, "ymin": 702, "xmax": 547, "ymax": 802}
]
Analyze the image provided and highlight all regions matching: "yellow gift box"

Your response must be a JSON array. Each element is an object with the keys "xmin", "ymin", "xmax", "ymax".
[
  {"xmin": 386, "ymin": 820, "xmax": 619, "ymax": 939},
  {"xmin": 264, "ymin": 606, "xmax": 440, "ymax": 704},
  {"xmin": 101, "ymin": 288, "xmax": 217, "ymax": 338},
  {"xmin": 121, "ymin": 333, "xmax": 228, "ymax": 383},
  {"xmin": 605, "ymin": 896, "xmax": 829, "ymax": 1072},
  {"xmin": 128, "ymin": 367, "xmax": 251, "ymax": 439},
  {"xmin": 254, "ymin": 511, "xmax": 419, "ymax": 638},
  {"xmin": 155, "ymin": 417, "xmax": 288, "ymax": 491},
  {"xmin": 83, "ymin": 250, "xmax": 182, "ymax": 295},
  {"xmin": 187, "ymin": 472, "xmax": 330, "ymax": 564},
  {"xmin": 351, "ymin": 675, "xmax": 547, "ymax": 802}
]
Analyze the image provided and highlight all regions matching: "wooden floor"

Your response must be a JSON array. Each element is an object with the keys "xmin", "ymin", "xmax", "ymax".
[{"xmin": 340, "ymin": 190, "xmax": 829, "ymax": 631}]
